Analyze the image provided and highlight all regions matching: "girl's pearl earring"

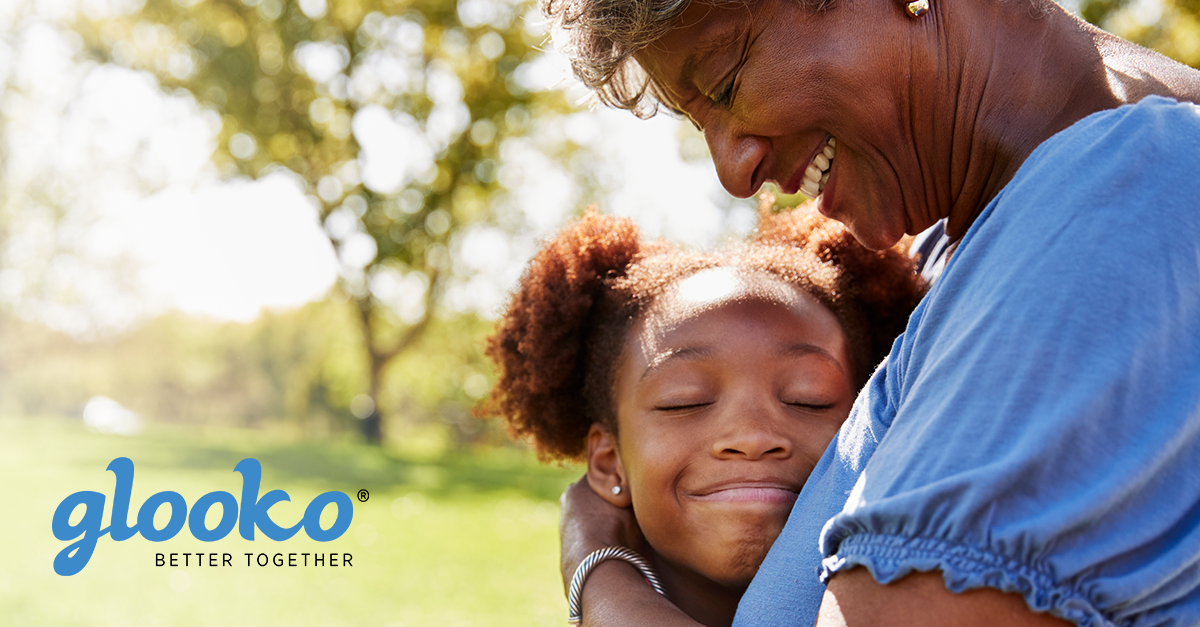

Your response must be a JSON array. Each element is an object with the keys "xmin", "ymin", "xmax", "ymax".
[{"xmin": 611, "ymin": 486, "xmax": 622, "ymax": 496}]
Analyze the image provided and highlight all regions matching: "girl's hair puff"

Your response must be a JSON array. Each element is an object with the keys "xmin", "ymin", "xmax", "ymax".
[{"xmin": 484, "ymin": 201, "xmax": 925, "ymax": 462}]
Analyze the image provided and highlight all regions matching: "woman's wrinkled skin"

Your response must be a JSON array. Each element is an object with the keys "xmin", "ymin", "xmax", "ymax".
[{"xmin": 634, "ymin": 0, "xmax": 1197, "ymax": 250}]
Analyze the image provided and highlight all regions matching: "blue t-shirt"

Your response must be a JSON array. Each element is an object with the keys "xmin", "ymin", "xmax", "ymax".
[{"xmin": 734, "ymin": 96, "xmax": 1200, "ymax": 627}]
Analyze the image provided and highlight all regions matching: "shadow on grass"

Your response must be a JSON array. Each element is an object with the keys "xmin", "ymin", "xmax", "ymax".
[{"xmin": 154, "ymin": 440, "xmax": 577, "ymax": 502}]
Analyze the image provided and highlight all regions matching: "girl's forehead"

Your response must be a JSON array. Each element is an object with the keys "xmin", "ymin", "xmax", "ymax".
[
  {"xmin": 670, "ymin": 267, "xmax": 800, "ymax": 308},
  {"xmin": 634, "ymin": 267, "xmax": 834, "ymax": 350},
  {"xmin": 616, "ymin": 266, "xmax": 852, "ymax": 392}
]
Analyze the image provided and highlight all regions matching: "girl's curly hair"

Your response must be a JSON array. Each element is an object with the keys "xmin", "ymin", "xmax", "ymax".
[{"xmin": 482, "ymin": 199, "xmax": 925, "ymax": 462}]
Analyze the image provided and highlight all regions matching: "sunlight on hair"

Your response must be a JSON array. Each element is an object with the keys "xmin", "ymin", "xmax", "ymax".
[{"xmin": 674, "ymin": 267, "xmax": 741, "ymax": 305}]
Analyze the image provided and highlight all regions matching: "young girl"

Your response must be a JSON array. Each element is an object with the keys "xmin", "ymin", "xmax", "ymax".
[{"xmin": 483, "ymin": 201, "xmax": 924, "ymax": 627}]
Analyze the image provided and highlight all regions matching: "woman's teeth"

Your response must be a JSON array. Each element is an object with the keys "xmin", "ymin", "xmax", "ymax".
[{"xmin": 801, "ymin": 137, "xmax": 835, "ymax": 198}]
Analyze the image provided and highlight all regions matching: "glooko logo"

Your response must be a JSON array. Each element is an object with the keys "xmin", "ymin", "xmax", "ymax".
[{"xmin": 51, "ymin": 457, "xmax": 354, "ymax": 576}]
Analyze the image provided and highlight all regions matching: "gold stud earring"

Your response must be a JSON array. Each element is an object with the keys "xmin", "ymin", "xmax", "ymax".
[{"xmin": 905, "ymin": 0, "xmax": 930, "ymax": 18}]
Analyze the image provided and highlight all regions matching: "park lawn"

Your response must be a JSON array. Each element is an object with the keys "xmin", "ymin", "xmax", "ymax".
[{"xmin": 0, "ymin": 416, "xmax": 580, "ymax": 627}]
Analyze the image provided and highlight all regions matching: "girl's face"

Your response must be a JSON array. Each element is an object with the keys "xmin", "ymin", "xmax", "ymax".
[{"xmin": 610, "ymin": 268, "xmax": 855, "ymax": 589}]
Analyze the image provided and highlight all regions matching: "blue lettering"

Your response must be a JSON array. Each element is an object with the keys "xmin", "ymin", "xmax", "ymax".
[
  {"xmin": 187, "ymin": 491, "xmax": 238, "ymax": 541},
  {"xmin": 51, "ymin": 457, "xmax": 353, "ymax": 575},
  {"xmin": 233, "ymin": 459, "xmax": 302, "ymax": 541},
  {"xmin": 137, "ymin": 492, "xmax": 187, "ymax": 541},
  {"xmin": 303, "ymin": 491, "xmax": 354, "ymax": 541},
  {"xmin": 105, "ymin": 457, "xmax": 138, "ymax": 541},
  {"xmin": 51, "ymin": 491, "xmax": 106, "ymax": 576}
]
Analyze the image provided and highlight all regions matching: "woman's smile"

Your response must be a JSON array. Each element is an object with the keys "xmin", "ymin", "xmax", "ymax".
[
  {"xmin": 783, "ymin": 137, "xmax": 836, "ymax": 198},
  {"xmin": 634, "ymin": 0, "xmax": 926, "ymax": 250}
]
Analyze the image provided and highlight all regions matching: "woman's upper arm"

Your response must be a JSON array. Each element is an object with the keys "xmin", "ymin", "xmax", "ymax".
[
  {"xmin": 816, "ymin": 569, "xmax": 1072, "ymax": 627},
  {"xmin": 575, "ymin": 560, "xmax": 706, "ymax": 627},
  {"xmin": 817, "ymin": 99, "xmax": 1200, "ymax": 626},
  {"xmin": 558, "ymin": 477, "xmax": 706, "ymax": 627}
]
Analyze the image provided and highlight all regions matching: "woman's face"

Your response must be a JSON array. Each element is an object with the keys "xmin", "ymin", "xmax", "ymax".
[
  {"xmin": 635, "ymin": 0, "xmax": 937, "ymax": 250},
  {"xmin": 611, "ymin": 268, "xmax": 856, "ymax": 588}
]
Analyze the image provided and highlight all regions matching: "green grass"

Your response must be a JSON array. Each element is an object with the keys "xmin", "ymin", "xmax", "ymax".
[{"xmin": 0, "ymin": 416, "xmax": 581, "ymax": 626}]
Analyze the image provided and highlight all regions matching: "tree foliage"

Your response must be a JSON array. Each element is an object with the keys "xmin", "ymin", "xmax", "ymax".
[
  {"xmin": 1081, "ymin": 0, "xmax": 1200, "ymax": 68},
  {"xmin": 72, "ymin": 0, "xmax": 578, "ymax": 441}
]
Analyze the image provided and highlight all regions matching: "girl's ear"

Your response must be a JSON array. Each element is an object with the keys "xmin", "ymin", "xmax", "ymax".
[{"xmin": 586, "ymin": 424, "xmax": 632, "ymax": 508}]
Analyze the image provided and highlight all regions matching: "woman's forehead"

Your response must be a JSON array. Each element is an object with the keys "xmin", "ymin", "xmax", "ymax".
[{"xmin": 636, "ymin": 2, "xmax": 749, "ymax": 81}]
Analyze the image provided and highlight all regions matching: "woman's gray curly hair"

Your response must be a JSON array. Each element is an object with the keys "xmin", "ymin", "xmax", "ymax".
[
  {"xmin": 541, "ymin": 0, "xmax": 695, "ymax": 117},
  {"xmin": 541, "ymin": 0, "xmax": 832, "ymax": 118}
]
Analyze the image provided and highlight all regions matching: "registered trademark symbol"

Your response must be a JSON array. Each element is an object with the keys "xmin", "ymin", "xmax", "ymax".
[{"xmin": 357, "ymin": 489, "xmax": 369, "ymax": 502}]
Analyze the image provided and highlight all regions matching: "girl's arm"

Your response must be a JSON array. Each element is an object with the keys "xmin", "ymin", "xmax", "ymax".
[{"xmin": 559, "ymin": 478, "xmax": 705, "ymax": 627}]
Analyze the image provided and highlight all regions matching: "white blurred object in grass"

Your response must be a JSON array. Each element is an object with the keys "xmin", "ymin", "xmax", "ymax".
[{"xmin": 82, "ymin": 395, "xmax": 142, "ymax": 435}]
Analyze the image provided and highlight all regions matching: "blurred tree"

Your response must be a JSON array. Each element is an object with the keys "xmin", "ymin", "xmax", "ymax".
[
  {"xmin": 72, "ymin": 0, "xmax": 579, "ymax": 443},
  {"xmin": 1080, "ymin": 0, "xmax": 1200, "ymax": 68},
  {"xmin": 0, "ymin": 4, "xmax": 177, "ymax": 342}
]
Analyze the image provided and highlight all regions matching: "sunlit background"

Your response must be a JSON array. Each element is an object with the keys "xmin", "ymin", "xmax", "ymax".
[
  {"xmin": 1, "ymin": 0, "xmax": 1195, "ymax": 623},
  {"xmin": 0, "ymin": 0, "xmax": 755, "ymax": 439}
]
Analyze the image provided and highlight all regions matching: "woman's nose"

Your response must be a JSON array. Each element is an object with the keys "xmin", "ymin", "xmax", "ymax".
[
  {"xmin": 705, "ymin": 122, "xmax": 768, "ymax": 199},
  {"xmin": 710, "ymin": 405, "xmax": 792, "ymax": 461}
]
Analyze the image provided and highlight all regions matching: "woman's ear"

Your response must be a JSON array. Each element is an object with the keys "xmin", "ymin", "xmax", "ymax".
[{"xmin": 586, "ymin": 423, "xmax": 632, "ymax": 508}]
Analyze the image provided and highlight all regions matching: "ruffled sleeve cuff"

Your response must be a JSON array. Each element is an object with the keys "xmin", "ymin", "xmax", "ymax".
[{"xmin": 820, "ymin": 533, "xmax": 1113, "ymax": 627}]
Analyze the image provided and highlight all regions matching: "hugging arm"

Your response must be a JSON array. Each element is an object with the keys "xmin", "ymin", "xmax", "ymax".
[
  {"xmin": 815, "ymin": 569, "xmax": 1071, "ymax": 627},
  {"xmin": 559, "ymin": 478, "xmax": 704, "ymax": 627},
  {"xmin": 812, "ymin": 101, "xmax": 1200, "ymax": 627},
  {"xmin": 564, "ymin": 478, "xmax": 1072, "ymax": 627}
]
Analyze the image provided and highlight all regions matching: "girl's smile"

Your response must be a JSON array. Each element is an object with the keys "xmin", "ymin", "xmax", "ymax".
[
  {"xmin": 595, "ymin": 267, "xmax": 856, "ymax": 618},
  {"xmin": 687, "ymin": 483, "xmax": 800, "ymax": 503},
  {"xmin": 488, "ymin": 207, "xmax": 926, "ymax": 627}
]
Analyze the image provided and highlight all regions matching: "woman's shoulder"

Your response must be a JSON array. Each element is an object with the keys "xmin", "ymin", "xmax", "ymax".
[
  {"xmin": 1034, "ymin": 96, "xmax": 1200, "ymax": 175},
  {"xmin": 937, "ymin": 96, "xmax": 1200, "ymax": 328},
  {"xmin": 968, "ymin": 96, "xmax": 1200, "ymax": 253}
]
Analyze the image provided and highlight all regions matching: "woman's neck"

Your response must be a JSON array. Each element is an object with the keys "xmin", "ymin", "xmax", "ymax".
[
  {"xmin": 651, "ymin": 553, "xmax": 746, "ymax": 627},
  {"xmin": 933, "ymin": 1, "xmax": 1111, "ymax": 239},
  {"xmin": 924, "ymin": 0, "xmax": 1200, "ymax": 240}
]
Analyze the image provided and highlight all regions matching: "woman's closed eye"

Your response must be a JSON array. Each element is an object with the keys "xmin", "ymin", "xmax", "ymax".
[
  {"xmin": 710, "ymin": 34, "xmax": 750, "ymax": 108},
  {"xmin": 711, "ymin": 66, "xmax": 740, "ymax": 108}
]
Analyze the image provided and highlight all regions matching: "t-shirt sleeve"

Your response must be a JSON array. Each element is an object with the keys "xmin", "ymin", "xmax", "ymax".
[{"xmin": 818, "ymin": 98, "xmax": 1200, "ymax": 627}]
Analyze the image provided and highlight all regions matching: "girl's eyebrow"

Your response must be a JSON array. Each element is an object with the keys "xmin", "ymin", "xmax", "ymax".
[
  {"xmin": 780, "ymin": 342, "xmax": 834, "ymax": 360},
  {"xmin": 638, "ymin": 342, "xmax": 842, "ymax": 382},
  {"xmin": 640, "ymin": 345, "xmax": 717, "ymax": 381},
  {"xmin": 780, "ymin": 343, "xmax": 848, "ymax": 377}
]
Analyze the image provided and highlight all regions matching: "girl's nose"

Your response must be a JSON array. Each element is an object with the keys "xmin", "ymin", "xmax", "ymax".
[
  {"xmin": 706, "ymin": 122, "xmax": 769, "ymax": 199},
  {"xmin": 710, "ymin": 404, "xmax": 792, "ymax": 461}
]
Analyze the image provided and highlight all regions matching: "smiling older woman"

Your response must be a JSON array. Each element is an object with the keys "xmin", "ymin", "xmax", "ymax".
[{"xmin": 544, "ymin": 0, "xmax": 1200, "ymax": 625}]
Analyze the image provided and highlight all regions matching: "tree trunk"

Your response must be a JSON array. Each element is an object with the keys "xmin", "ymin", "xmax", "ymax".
[{"xmin": 351, "ymin": 272, "xmax": 438, "ymax": 445}]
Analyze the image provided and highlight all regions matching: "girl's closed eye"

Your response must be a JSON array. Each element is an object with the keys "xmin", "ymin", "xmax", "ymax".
[
  {"xmin": 650, "ymin": 387, "xmax": 715, "ymax": 412},
  {"xmin": 783, "ymin": 400, "xmax": 837, "ymax": 411},
  {"xmin": 654, "ymin": 400, "xmax": 714, "ymax": 412},
  {"xmin": 485, "ymin": 205, "xmax": 926, "ymax": 627}
]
